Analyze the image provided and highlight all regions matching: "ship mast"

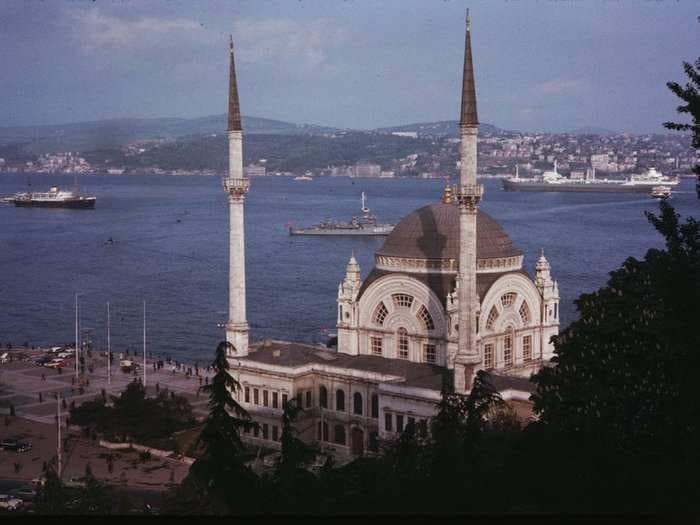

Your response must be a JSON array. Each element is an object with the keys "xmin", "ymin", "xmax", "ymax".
[{"xmin": 107, "ymin": 302, "xmax": 111, "ymax": 386}]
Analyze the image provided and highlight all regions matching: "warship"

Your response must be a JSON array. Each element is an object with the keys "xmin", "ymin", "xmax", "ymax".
[{"xmin": 289, "ymin": 192, "xmax": 395, "ymax": 236}]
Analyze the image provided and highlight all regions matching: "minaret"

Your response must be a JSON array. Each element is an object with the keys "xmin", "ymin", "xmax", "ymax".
[
  {"xmin": 454, "ymin": 10, "xmax": 483, "ymax": 392},
  {"xmin": 223, "ymin": 36, "xmax": 250, "ymax": 357}
]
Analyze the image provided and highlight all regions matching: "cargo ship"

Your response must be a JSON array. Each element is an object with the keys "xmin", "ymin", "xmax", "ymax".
[
  {"xmin": 289, "ymin": 192, "xmax": 395, "ymax": 236},
  {"xmin": 502, "ymin": 163, "xmax": 680, "ymax": 194},
  {"xmin": 8, "ymin": 179, "xmax": 96, "ymax": 209}
]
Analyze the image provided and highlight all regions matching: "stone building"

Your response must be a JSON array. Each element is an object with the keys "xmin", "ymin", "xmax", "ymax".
[{"xmin": 223, "ymin": 16, "xmax": 559, "ymax": 457}]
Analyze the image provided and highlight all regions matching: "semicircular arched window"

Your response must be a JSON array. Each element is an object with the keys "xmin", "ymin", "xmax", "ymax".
[
  {"xmin": 519, "ymin": 301, "xmax": 531, "ymax": 325},
  {"xmin": 486, "ymin": 305, "xmax": 499, "ymax": 330},
  {"xmin": 392, "ymin": 294, "xmax": 414, "ymax": 309},
  {"xmin": 416, "ymin": 305, "xmax": 435, "ymax": 331},
  {"xmin": 372, "ymin": 302, "xmax": 389, "ymax": 326}
]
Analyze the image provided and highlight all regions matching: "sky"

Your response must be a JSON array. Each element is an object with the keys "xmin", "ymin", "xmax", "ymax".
[{"xmin": 1, "ymin": 0, "xmax": 698, "ymax": 133}]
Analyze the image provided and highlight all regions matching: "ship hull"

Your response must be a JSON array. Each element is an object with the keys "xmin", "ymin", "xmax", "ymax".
[
  {"xmin": 289, "ymin": 227, "xmax": 392, "ymax": 236},
  {"xmin": 13, "ymin": 198, "xmax": 96, "ymax": 209},
  {"xmin": 502, "ymin": 179, "xmax": 658, "ymax": 193}
]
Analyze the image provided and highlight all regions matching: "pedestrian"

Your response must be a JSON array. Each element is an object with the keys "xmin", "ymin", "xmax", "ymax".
[
  {"xmin": 58, "ymin": 366, "xmax": 62, "ymax": 375},
  {"xmin": 205, "ymin": 376, "xmax": 209, "ymax": 386},
  {"xmin": 38, "ymin": 392, "xmax": 43, "ymax": 403},
  {"xmin": 41, "ymin": 373, "xmax": 46, "ymax": 382}
]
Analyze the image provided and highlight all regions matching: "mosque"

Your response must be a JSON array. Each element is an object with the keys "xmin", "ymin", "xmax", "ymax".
[{"xmin": 222, "ymin": 16, "xmax": 559, "ymax": 456}]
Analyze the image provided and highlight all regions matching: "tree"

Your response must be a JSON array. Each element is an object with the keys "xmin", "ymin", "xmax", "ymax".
[
  {"xmin": 532, "ymin": 201, "xmax": 700, "ymax": 511},
  {"xmin": 33, "ymin": 464, "xmax": 66, "ymax": 515},
  {"xmin": 664, "ymin": 22, "xmax": 700, "ymax": 198},
  {"xmin": 180, "ymin": 341, "xmax": 258, "ymax": 514},
  {"xmin": 271, "ymin": 399, "xmax": 318, "ymax": 512},
  {"xmin": 76, "ymin": 469, "xmax": 112, "ymax": 515}
]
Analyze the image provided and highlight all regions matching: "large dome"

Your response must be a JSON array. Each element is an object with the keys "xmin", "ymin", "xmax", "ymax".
[{"xmin": 375, "ymin": 202, "xmax": 523, "ymax": 274}]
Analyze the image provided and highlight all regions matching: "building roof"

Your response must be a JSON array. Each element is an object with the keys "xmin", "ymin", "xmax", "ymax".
[
  {"xmin": 376, "ymin": 202, "xmax": 522, "ymax": 263},
  {"xmin": 228, "ymin": 37, "xmax": 242, "ymax": 132},
  {"xmin": 241, "ymin": 340, "xmax": 447, "ymax": 391}
]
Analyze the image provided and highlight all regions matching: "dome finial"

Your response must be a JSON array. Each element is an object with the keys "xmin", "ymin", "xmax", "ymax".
[{"xmin": 442, "ymin": 182, "xmax": 454, "ymax": 204}]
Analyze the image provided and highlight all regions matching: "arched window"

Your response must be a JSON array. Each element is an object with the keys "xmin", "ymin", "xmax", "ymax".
[
  {"xmin": 371, "ymin": 394, "xmax": 379, "ymax": 419},
  {"xmin": 486, "ymin": 305, "xmax": 499, "ymax": 330},
  {"xmin": 353, "ymin": 392, "xmax": 363, "ymax": 415},
  {"xmin": 336, "ymin": 389, "xmax": 345, "ymax": 412},
  {"xmin": 372, "ymin": 302, "xmax": 388, "ymax": 326},
  {"xmin": 519, "ymin": 301, "xmax": 531, "ymax": 325},
  {"xmin": 392, "ymin": 293, "xmax": 414, "ymax": 309},
  {"xmin": 504, "ymin": 328, "xmax": 514, "ymax": 366},
  {"xmin": 397, "ymin": 327, "xmax": 409, "ymax": 359},
  {"xmin": 334, "ymin": 424, "xmax": 346, "ymax": 445},
  {"xmin": 501, "ymin": 292, "xmax": 517, "ymax": 308},
  {"xmin": 317, "ymin": 421, "xmax": 329, "ymax": 442},
  {"xmin": 319, "ymin": 385, "xmax": 328, "ymax": 409},
  {"xmin": 416, "ymin": 305, "xmax": 435, "ymax": 331}
]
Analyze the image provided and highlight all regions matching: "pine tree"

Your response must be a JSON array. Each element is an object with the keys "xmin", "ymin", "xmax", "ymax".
[
  {"xmin": 184, "ymin": 341, "xmax": 258, "ymax": 514},
  {"xmin": 33, "ymin": 464, "xmax": 65, "ymax": 515}
]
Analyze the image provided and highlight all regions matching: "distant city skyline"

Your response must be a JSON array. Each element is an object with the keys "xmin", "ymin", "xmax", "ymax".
[{"xmin": 1, "ymin": 0, "xmax": 697, "ymax": 133}]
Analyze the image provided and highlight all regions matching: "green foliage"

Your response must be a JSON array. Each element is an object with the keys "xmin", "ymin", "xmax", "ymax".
[
  {"xmin": 664, "ymin": 38, "xmax": 700, "ymax": 197},
  {"xmin": 33, "ymin": 464, "xmax": 65, "ymax": 515},
  {"xmin": 532, "ymin": 201, "xmax": 700, "ymax": 510},
  {"xmin": 182, "ymin": 341, "xmax": 259, "ymax": 514},
  {"xmin": 68, "ymin": 380, "xmax": 196, "ymax": 442}
]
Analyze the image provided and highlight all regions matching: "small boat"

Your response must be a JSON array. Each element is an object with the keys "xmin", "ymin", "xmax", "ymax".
[
  {"xmin": 294, "ymin": 173, "xmax": 313, "ymax": 181},
  {"xmin": 650, "ymin": 185, "xmax": 672, "ymax": 199}
]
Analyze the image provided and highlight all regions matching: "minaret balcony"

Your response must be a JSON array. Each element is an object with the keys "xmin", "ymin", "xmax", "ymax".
[
  {"xmin": 454, "ymin": 184, "xmax": 483, "ymax": 211},
  {"xmin": 223, "ymin": 177, "xmax": 250, "ymax": 198}
]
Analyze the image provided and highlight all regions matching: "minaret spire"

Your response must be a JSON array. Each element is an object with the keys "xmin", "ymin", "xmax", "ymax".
[
  {"xmin": 228, "ymin": 35, "xmax": 242, "ymax": 132},
  {"xmin": 223, "ymin": 37, "xmax": 250, "ymax": 357},
  {"xmin": 460, "ymin": 9, "xmax": 478, "ymax": 127}
]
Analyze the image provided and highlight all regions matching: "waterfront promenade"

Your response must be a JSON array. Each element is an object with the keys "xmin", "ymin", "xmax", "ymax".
[{"xmin": 0, "ymin": 348, "xmax": 214, "ymax": 490}]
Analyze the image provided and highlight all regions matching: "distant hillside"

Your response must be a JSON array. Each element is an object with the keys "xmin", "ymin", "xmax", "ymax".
[
  {"xmin": 0, "ymin": 115, "xmax": 339, "ymax": 155},
  {"xmin": 374, "ymin": 120, "xmax": 505, "ymax": 137},
  {"xmin": 569, "ymin": 126, "xmax": 618, "ymax": 136}
]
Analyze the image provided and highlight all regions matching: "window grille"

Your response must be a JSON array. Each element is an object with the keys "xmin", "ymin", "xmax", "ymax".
[
  {"xmin": 371, "ymin": 336, "xmax": 383, "ymax": 356},
  {"xmin": 416, "ymin": 306, "xmax": 435, "ymax": 331},
  {"xmin": 486, "ymin": 305, "xmax": 499, "ymax": 330},
  {"xmin": 523, "ymin": 335, "xmax": 532, "ymax": 362},
  {"xmin": 501, "ymin": 292, "xmax": 517, "ymax": 308},
  {"xmin": 424, "ymin": 343, "xmax": 436, "ymax": 364},
  {"xmin": 397, "ymin": 328, "xmax": 409, "ymax": 359},
  {"xmin": 484, "ymin": 343, "xmax": 494, "ymax": 369},
  {"xmin": 392, "ymin": 293, "xmax": 414, "ymax": 309},
  {"xmin": 504, "ymin": 331, "xmax": 513, "ymax": 366},
  {"xmin": 519, "ymin": 301, "xmax": 531, "ymax": 325},
  {"xmin": 372, "ymin": 302, "xmax": 389, "ymax": 325}
]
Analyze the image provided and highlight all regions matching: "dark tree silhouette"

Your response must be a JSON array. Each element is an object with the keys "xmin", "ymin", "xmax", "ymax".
[
  {"xmin": 33, "ymin": 464, "xmax": 66, "ymax": 515},
  {"xmin": 173, "ymin": 341, "xmax": 258, "ymax": 514},
  {"xmin": 664, "ymin": 21, "xmax": 700, "ymax": 198},
  {"xmin": 532, "ymin": 201, "xmax": 700, "ymax": 511}
]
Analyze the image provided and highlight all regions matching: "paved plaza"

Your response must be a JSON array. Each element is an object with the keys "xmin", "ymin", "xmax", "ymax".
[{"xmin": 0, "ymin": 348, "xmax": 215, "ymax": 489}]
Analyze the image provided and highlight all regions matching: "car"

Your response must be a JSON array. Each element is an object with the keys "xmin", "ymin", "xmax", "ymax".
[
  {"xmin": 0, "ymin": 439, "xmax": 32, "ymax": 452},
  {"xmin": 9, "ymin": 486, "xmax": 36, "ymax": 501},
  {"xmin": 34, "ymin": 356, "xmax": 52, "ymax": 366},
  {"xmin": 64, "ymin": 477, "xmax": 87, "ymax": 489},
  {"xmin": 30, "ymin": 477, "xmax": 46, "ymax": 488},
  {"xmin": 0, "ymin": 494, "xmax": 23, "ymax": 511},
  {"xmin": 56, "ymin": 351, "xmax": 73, "ymax": 359},
  {"xmin": 44, "ymin": 358, "xmax": 66, "ymax": 369}
]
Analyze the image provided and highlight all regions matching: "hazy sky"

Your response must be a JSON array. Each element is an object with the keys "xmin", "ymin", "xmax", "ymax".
[{"xmin": 1, "ymin": 0, "xmax": 697, "ymax": 133}]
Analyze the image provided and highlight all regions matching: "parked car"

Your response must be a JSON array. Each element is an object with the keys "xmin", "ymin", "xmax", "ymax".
[
  {"xmin": 64, "ymin": 477, "xmax": 87, "ymax": 489},
  {"xmin": 56, "ymin": 351, "xmax": 73, "ymax": 359},
  {"xmin": 0, "ymin": 439, "xmax": 32, "ymax": 452},
  {"xmin": 0, "ymin": 352, "xmax": 9, "ymax": 364},
  {"xmin": 0, "ymin": 494, "xmax": 23, "ymax": 511},
  {"xmin": 44, "ymin": 358, "xmax": 66, "ymax": 369},
  {"xmin": 30, "ymin": 477, "xmax": 46, "ymax": 488},
  {"xmin": 9, "ymin": 486, "xmax": 36, "ymax": 501},
  {"xmin": 34, "ymin": 356, "xmax": 52, "ymax": 366}
]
